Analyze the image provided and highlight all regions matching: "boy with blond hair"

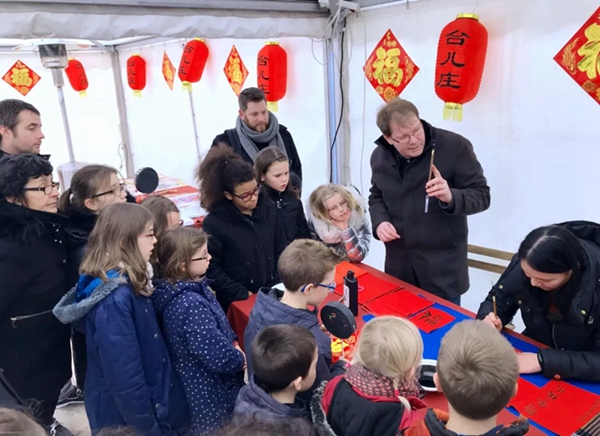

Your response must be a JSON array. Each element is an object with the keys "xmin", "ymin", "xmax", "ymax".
[
  {"xmin": 405, "ymin": 320, "xmax": 529, "ymax": 436},
  {"xmin": 244, "ymin": 239, "xmax": 346, "ymax": 399}
]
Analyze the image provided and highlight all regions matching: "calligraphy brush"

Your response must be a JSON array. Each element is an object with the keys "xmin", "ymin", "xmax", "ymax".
[
  {"xmin": 424, "ymin": 146, "xmax": 436, "ymax": 213},
  {"xmin": 491, "ymin": 282, "xmax": 498, "ymax": 318}
]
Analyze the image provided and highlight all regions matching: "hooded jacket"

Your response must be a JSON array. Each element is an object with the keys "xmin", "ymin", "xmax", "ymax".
[
  {"xmin": 53, "ymin": 275, "xmax": 189, "ymax": 436},
  {"xmin": 263, "ymin": 185, "xmax": 311, "ymax": 246},
  {"xmin": 306, "ymin": 186, "xmax": 371, "ymax": 263},
  {"xmin": 244, "ymin": 288, "xmax": 345, "ymax": 403},
  {"xmin": 369, "ymin": 120, "xmax": 490, "ymax": 299},
  {"xmin": 404, "ymin": 409, "xmax": 529, "ymax": 436},
  {"xmin": 202, "ymin": 194, "xmax": 286, "ymax": 311},
  {"xmin": 0, "ymin": 200, "xmax": 71, "ymax": 426},
  {"xmin": 234, "ymin": 376, "xmax": 309, "ymax": 423},
  {"xmin": 64, "ymin": 208, "xmax": 97, "ymax": 288},
  {"xmin": 477, "ymin": 221, "xmax": 600, "ymax": 381},
  {"xmin": 152, "ymin": 278, "xmax": 245, "ymax": 434},
  {"xmin": 310, "ymin": 376, "xmax": 426, "ymax": 436}
]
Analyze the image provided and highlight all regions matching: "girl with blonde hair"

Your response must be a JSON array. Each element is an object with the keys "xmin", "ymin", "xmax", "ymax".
[
  {"xmin": 307, "ymin": 184, "xmax": 371, "ymax": 263},
  {"xmin": 311, "ymin": 316, "xmax": 426, "ymax": 436},
  {"xmin": 153, "ymin": 227, "xmax": 246, "ymax": 434},
  {"xmin": 53, "ymin": 203, "xmax": 189, "ymax": 435}
]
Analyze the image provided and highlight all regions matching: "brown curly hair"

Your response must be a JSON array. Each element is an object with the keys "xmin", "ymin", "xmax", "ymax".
[{"xmin": 197, "ymin": 143, "xmax": 255, "ymax": 212}]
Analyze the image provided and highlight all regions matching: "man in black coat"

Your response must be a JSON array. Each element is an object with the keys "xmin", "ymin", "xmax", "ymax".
[
  {"xmin": 0, "ymin": 99, "xmax": 48, "ymax": 160},
  {"xmin": 369, "ymin": 98, "xmax": 490, "ymax": 305},
  {"xmin": 211, "ymin": 87, "xmax": 302, "ymax": 182}
]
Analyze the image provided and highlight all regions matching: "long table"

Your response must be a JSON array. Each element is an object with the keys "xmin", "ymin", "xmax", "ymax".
[{"xmin": 227, "ymin": 262, "xmax": 600, "ymax": 436}]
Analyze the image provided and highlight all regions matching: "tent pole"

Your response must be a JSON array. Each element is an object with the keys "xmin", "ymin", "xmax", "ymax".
[
  {"xmin": 110, "ymin": 47, "xmax": 135, "ymax": 178},
  {"xmin": 188, "ymin": 91, "xmax": 201, "ymax": 158},
  {"xmin": 325, "ymin": 38, "xmax": 338, "ymax": 184},
  {"xmin": 54, "ymin": 71, "xmax": 76, "ymax": 162}
]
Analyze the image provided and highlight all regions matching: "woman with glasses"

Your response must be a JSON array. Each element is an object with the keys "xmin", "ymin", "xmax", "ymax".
[
  {"xmin": 55, "ymin": 164, "xmax": 127, "ymax": 409},
  {"xmin": 307, "ymin": 184, "xmax": 371, "ymax": 263},
  {"xmin": 197, "ymin": 143, "xmax": 286, "ymax": 312},
  {"xmin": 0, "ymin": 154, "xmax": 71, "ymax": 429}
]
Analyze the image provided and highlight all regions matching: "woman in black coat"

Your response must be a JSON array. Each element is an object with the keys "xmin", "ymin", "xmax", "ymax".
[
  {"xmin": 254, "ymin": 146, "xmax": 310, "ymax": 246},
  {"xmin": 57, "ymin": 164, "xmax": 128, "ymax": 406},
  {"xmin": 0, "ymin": 154, "xmax": 71, "ymax": 426},
  {"xmin": 477, "ymin": 221, "xmax": 600, "ymax": 381},
  {"xmin": 198, "ymin": 144, "xmax": 286, "ymax": 312}
]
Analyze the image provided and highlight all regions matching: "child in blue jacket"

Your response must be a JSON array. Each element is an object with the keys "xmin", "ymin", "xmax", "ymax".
[
  {"xmin": 153, "ymin": 226, "xmax": 246, "ymax": 434},
  {"xmin": 53, "ymin": 203, "xmax": 189, "ymax": 436}
]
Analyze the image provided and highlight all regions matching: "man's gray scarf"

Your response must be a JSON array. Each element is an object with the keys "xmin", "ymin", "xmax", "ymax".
[{"xmin": 235, "ymin": 112, "xmax": 287, "ymax": 162}]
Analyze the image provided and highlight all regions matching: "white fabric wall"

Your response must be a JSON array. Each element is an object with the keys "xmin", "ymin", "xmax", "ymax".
[
  {"xmin": 345, "ymin": 0, "xmax": 600, "ymax": 323},
  {"xmin": 119, "ymin": 37, "xmax": 329, "ymax": 195},
  {"xmin": 0, "ymin": 51, "xmax": 124, "ymax": 171}
]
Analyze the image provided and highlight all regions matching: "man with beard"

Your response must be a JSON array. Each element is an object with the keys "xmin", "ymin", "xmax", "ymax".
[{"xmin": 211, "ymin": 87, "xmax": 302, "ymax": 183}]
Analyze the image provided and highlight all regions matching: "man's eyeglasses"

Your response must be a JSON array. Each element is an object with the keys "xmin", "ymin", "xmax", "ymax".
[
  {"xmin": 300, "ymin": 282, "xmax": 337, "ymax": 293},
  {"xmin": 93, "ymin": 183, "xmax": 126, "ymax": 198},
  {"xmin": 233, "ymin": 185, "xmax": 261, "ymax": 202},
  {"xmin": 390, "ymin": 124, "xmax": 424, "ymax": 145},
  {"xmin": 23, "ymin": 181, "xmax": 60, "ymax": 195}
]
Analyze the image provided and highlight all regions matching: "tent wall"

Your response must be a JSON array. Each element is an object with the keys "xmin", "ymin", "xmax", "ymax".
[
  {"xmin": 119, "ymin": 37, "xmax": 329, "ymax": 194},
  {"xmin": 0, "ymin": 2, "xmax": 328, "ymax": 40},
  {"xmin": 0, "ymin": 51, "xmax": 124, "ymax": 171},
  {"xmin": 345, "ymin": 0, "xmax": 599, "ymax": 321}
]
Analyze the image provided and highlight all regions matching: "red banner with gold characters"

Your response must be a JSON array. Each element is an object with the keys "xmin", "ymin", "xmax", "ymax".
[
  {"xmin": 554, "ymin": 6, "xmax": 600, "ymax": 105},
  {"xmin": 2, "ymin": 60, "xmax": 41, "ymax": 96},
  {"xmin": 364, "ymin": 29, "xmax": 419, "ymax": 102},
  {"xmin": 223, "ymin": 45, "xmax": 248, "ymax": 96},
  {"xmin": 162, "ymin": 51, "xmax": 176, "ymax": 90}
]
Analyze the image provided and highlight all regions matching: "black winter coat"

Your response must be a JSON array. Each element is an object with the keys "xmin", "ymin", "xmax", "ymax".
[
  {"xmin": 0, "ymin": 201, "xmax": 71, "ymax": 425},
  {"xmin": 65, "ymin": 208, "xmax": 97, "ymax": 288},
  {"xmin": 202, "ymin": 195, "xmax": 286, "ymax": 311},
  {"xmin": 368, "ymin": 120, "xmax": 490, "ymax": 299},
  {"xmin": 263, "ymin": 186, "xmax": 310, "ymax": 246},
  {"xmin": 212, "ymin": 125, "xmax": 303, "ymax": 181},
  {"xmin": 477, "ymin": 221, "xmax": 600, "ymax": 381}
]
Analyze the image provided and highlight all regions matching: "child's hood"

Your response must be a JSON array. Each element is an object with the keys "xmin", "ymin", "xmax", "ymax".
[
  {"xmin": 253, "ymin": 287, "xmax": 322, "ymax": 331},
  {"xmin": 235, "ymin": 376, "xmax": 308, "ymax": 420},
  {"xmin": 53, "ymin": 272, "xmax": 125, "ymax": 325},
  {"xmin": 305, "ymin": 185, "xmax": 369, "ymax": 244},
  {"xmin": 152, "ymin": 279, "xmax": 210, "ymax": 316}
]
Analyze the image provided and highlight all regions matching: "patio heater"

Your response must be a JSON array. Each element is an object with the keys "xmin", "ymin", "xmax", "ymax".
[{"xmin": 14, "ymin": 39, "xmax": 90, "ymax": 189}]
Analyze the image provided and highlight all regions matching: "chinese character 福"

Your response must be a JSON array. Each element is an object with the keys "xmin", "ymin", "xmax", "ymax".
[
  {"xmin": 577, "ymin": 23, "xmax": 600, "ymax": 80},
  {"xmin": 372, "ymin": 47, "xmax": 403, "ymax": 87}
]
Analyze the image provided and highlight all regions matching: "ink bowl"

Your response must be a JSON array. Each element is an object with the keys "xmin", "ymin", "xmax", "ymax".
[{"xmin": 418, "ymin": 358, "xmax": 438, "ymax": 392}]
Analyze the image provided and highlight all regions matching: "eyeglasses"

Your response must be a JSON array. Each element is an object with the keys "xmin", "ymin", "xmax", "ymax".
[
  {"xmin": 390, "ymin": 124, "xmax": 424, "ymax": 145},
  {"xmin": 23, "ymin": 181, "xmax": 60, "ymax": 195},
  {"xmin": 327, "ymin": 200, "xmax": 349, "ymax": 213},
  {"xmin": 191, "ymin": 254, "xmax": 209, "ymax": 261},
  {"xmin": 93, "ymin": 183, "xmax": 126, "ymax": 198},
  {"xmin": 232, "ymin": 185, "xmax": 261, "ymax": 202},
  {"xmin": 300, "ymin": 282, "xmax": 337, "ymax": 293}
]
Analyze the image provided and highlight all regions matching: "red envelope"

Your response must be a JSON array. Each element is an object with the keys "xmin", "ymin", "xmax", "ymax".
[
  {"xmin": 408, "ymin": 307, "xmax": 455, "ymax": 333},
  {"xmin": 510, "ymin": 379, "xmax": 600, "ymax": 435},
  {"xmin": 366, "ymin": 290, "xmax": 433, "ymax": 318},
  {"xmin": 334, "ymin": 261, "xmax": 368, "ymax": 287},
  {"xmin": 334, "ymin": 273, "xmax": 400, "ymax": 304}
]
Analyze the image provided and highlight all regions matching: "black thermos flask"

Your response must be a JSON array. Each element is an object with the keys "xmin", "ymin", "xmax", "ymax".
[{"xmin": 343, "ymin": 270, "xmax": 359, "ymax": 316}]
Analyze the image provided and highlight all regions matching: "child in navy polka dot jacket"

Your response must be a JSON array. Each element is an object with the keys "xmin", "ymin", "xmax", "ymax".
[{"xmin": 153, "ymin": 227, "xmax": 247, "ymax": 434}]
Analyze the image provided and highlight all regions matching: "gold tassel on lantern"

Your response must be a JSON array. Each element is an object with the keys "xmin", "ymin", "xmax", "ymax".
[
  {"xmin": 182, "ymin": 81, "xmax": 193, "ymax": 93},
  {"xmin": 267, "ymin": 101, "xmax": 279, "ymax": 112},
  {"xmin": 443, "ymin": 103, "xmax": 463, "ymax": 122}
]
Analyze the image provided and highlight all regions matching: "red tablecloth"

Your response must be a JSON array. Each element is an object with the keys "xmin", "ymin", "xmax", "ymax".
[{"xmin": 226, "ymin": 263, "xmax": 546, "ymax": 434}]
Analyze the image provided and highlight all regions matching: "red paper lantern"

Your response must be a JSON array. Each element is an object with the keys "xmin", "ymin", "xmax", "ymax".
[
  {"xmin": 64, "ymin": 58, "xmax": 89, "ymax": 97},
  {"xmin": 178, "ymin": 38, "xmax": 209, "ymax": 92},
  {"xmin": 257, "ymin": 42, "xmax": 287, "ymax": 112},
  {"xmin": 434, "ymin": 14, "xmax": 488, "ymax": 121},
  {"xmin": 126, "ymin": 54, "xmax": 146, "ymax": 97}
]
